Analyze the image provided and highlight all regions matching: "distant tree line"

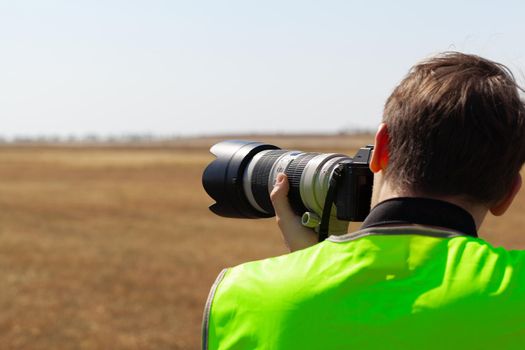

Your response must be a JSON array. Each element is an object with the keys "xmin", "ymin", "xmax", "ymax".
[
  {"xmin": 0, "ymin": 134, "xmax": 183, "ymax": 144},
  {"xmin": 0, "ymin": 128, "xmax": 375, "ymax": 145}
]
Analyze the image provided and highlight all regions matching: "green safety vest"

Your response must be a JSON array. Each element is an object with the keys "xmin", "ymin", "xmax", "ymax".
[{"xmin": 202, "ymin": 226, "xmax": 525, "ymax": 350}]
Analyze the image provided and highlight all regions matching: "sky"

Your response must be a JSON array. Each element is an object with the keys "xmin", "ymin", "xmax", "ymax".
[{"xmin": 1, "ymin": 0, "xmax": 525, "ymax": 138}]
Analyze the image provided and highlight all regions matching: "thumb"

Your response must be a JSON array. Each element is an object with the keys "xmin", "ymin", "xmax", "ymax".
[
  {"xmin": 270, "ymin": 173, "xmax": 318, "ymax": 251},
  {"xmin": 270, "ymin": 173, "xmax": 289, "ymax": 198},
  {"xmin": 270, "ymin": 173, "xmax": 294, "ymax": 217}
]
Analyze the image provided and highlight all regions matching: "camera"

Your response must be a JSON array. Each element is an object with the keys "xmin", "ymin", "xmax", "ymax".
[{"xmin": 202, "ymin": 140, "xmax": 374, "ymax": 239}]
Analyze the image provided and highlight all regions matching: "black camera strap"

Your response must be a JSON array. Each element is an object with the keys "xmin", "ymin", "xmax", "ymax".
[
  {"xmin": 318, "ymin": 177, "xmax": 478, "ymax": 241},
  {"xmin": 318, "ymin": 164, "xmax": 345, "ymax": 242}
]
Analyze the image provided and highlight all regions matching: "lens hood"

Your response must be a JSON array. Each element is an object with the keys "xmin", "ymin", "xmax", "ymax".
[{"xmin": 202, "ymin": 140, "xmax": 280, "ymax": 218}]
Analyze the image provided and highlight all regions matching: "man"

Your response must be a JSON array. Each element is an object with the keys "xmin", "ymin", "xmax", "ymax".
[{"xmin": 202, "ymin": 52, "xmax": 525, "ymax": 349}]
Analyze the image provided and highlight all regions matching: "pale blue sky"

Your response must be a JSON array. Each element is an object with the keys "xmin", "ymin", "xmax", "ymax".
[{"xmin": 1, "ymin": 0, "xmax": 524, "ymax": 137}]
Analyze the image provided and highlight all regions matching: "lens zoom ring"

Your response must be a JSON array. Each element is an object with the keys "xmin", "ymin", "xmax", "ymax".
[
  {"xmin": 285, "ymin": 153, "xmax": 318, "ymax": 215},
  {"xmin": 251, "ymin": 150, "xmax": 287, "ymax": 214}
]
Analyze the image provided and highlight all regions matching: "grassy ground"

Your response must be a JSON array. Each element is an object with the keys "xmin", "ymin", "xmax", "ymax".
[{"xmin": 0, "ymin": 136, "xmax": 523, "ymax": 349}]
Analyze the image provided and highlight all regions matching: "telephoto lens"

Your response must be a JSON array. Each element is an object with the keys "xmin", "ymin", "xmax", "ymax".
[{"xmin": 202, "ymin": 140, "xmax": 373, "ymax": 236}]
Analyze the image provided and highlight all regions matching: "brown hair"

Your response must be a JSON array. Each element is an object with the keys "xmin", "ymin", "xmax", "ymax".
[{"xmin": 383, "ymin": 52, "xmax": 525, "ymax": 204}]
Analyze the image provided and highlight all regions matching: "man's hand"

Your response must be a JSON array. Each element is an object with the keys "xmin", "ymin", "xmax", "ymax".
[{"xmin": 270, "ymin": 173, "xmax": 318, "ymax": 252}]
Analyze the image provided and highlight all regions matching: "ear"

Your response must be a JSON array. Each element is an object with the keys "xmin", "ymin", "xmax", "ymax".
[
  {"xmin": 490, "ymin": 174, "xmax": 522, "ymax": 216},
  {"xmin": 370, "ymin": 123, "xmax": 390, "ymax": 173}
]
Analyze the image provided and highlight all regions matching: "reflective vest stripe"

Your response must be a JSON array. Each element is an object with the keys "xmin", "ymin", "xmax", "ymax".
[{"xmin": 202, "ymin": 268, "xmax": 228, "ymax": 350}]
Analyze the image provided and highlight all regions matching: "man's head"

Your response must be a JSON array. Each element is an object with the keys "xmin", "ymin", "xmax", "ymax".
[{"xmin": 370, "ymin": 52, "xmax": 525, "ymax": 217}]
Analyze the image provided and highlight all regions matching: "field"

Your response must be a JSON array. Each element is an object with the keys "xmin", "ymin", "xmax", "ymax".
[{"xmin": 0, "ymin": 134, "xmax": 524, "ymax": 349}]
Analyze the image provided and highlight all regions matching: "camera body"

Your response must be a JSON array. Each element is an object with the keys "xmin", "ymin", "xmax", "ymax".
[{"xmin": 334, "ymin": 146, "xmax": 374, "ymax": 221}]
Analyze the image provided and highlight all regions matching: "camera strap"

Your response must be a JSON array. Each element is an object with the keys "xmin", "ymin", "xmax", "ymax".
[
  {"xmin": 318, "ymin": 164, "xmax": 345, "ymax": 242},
  {"xmin": 318, "ymin": 174, "xmax": 478, "ymax": 241}
]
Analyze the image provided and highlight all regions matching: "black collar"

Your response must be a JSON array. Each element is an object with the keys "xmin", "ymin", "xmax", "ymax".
[{"xmin": 361, "ymin": 197, "xmax": 478, "ymax": 238}]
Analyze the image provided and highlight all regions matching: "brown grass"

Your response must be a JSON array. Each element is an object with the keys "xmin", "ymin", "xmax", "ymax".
[{"xmin": 0, "ymin": 136, "xmax": 523, "ymax": 349}]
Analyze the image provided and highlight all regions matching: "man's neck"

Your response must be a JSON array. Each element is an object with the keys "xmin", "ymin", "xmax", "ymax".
[
  {"xmin": 362, "ymin": 198, "xmax": 478, "ymax": 237},
  {"xmin": 371, "ymin": 174, "xmax": 489, "ymax": 230}
]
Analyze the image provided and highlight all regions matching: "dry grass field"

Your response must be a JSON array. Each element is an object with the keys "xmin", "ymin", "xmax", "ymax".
[{"xmin": 0, "ymin": 134, "xmax": 524, "ymax": 349}]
